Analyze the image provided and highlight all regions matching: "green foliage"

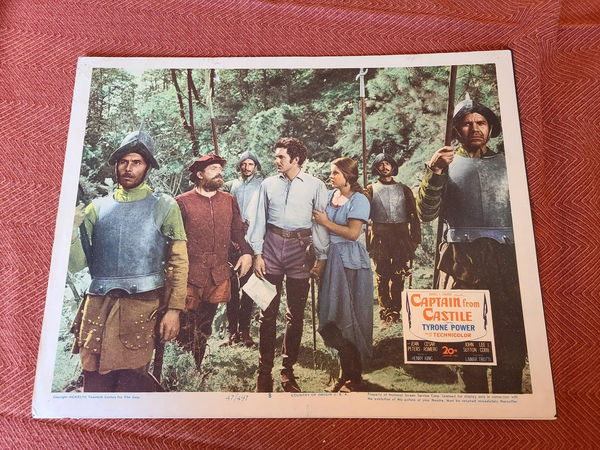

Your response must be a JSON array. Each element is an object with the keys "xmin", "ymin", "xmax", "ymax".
[
  {"xmin": 79, "ymin": 64, "xmax": 501, "ymax": 197},
  {"xmin": 209, "ymin": 68, "xmax": 358, "ymax": 180},
  {"xmin": 52, "ymin": 270, "xmax": 90, "ymax": 392}
]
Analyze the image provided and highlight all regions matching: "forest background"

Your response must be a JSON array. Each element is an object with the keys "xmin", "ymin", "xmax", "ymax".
[{"xmin": 52, "ymin": 64, "xmax": 528, "ymax": 393}]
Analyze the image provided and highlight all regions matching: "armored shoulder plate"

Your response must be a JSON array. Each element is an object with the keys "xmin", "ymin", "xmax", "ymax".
[{"xmin": 444, "ymin": 154, "xmax": 513, "ymax": 243}]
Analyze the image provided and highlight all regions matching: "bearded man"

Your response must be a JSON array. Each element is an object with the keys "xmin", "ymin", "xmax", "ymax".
[
  {"xmin": 175, "ymin": 154, "xmax": 252, "ymax": 371},
  {"xmin": 221, "ymin": 151, "xmax": 264, "ymax": 347},
  {"xmin": 364, "ymin": 153, "xmax": 420, "ymax": 327}
]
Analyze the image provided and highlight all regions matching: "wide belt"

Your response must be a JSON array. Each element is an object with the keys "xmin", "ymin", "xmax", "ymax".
[
  {"xmin": 445, "ymin": 227, "xmax": 514, "ymax": 244},
  {"xmin": 267, "ymin": 223, "xmax": 311, "ymax": 239}
]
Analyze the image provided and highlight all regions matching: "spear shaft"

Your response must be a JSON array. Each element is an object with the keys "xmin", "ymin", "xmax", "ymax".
[{"xmin": 357, "ymin": 68, "xmax": 369, "ymax": 188}]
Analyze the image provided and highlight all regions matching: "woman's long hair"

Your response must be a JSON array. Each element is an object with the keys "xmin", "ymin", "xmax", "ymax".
[{"xmin": 332, "ymin": 157, "xmax": 362, "ymax": 193}]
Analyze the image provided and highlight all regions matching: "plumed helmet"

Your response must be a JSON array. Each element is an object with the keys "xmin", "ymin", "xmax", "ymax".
[
  {"xmin": 236, "ymin": 151, "xmax": 261, "ymax": 172},
  {"xmin": 452, "ymin": 94, "xmax": 502, "ymax": 139},
  {"xmin": 108, "ymin": 130, "xmax": 159, "ymax": 169},
  {"xmin": 188, "ymin": 153, "xmax": 227, "ymax": 183},
  {"xmin": 371, "ymin": 153, "xmax": 399, "ymax": 176}
]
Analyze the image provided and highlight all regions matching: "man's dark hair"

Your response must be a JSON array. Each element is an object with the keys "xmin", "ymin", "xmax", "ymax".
[{"xmin": 274, "ymin": 137, "xmax": 307, "ymax": 167}]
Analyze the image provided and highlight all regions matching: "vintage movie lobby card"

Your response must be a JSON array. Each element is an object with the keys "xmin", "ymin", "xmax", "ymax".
[{"xmin": 33, "ymin": 51, "xmax": 555, "ymax": 419}]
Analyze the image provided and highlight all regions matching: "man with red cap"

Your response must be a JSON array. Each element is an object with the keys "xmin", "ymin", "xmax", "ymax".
[{"xmin": 175, "ymin": 154, "xmax": 253, "ymax": 371}]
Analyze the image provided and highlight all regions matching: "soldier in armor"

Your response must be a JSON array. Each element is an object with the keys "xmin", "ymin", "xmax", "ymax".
[
  {"xmin": 221, "ymin": 151, "xmax": 264, "ymax": 347},
  {"xmin": 69, "ymin": 130, "xmax": 188, "ymax": 392},
  {"xmin": 416, "ymin": 96, "xmax": 527, "ymax": 393},
  {"xmin": 175, "ymin": 154, "xmax": 253, "ymax": 371},
  {"xmin": 364, "ymin": 153, "xmax": 421, "ymax": 327}
]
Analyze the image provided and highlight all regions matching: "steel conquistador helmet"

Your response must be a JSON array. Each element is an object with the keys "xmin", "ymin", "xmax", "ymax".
[
  {"xmin": 236, "ymin": 151, "xmax": 262, "ymax": 172},
  {"xmin": 452, "ymin": 94, "xmax": 502, "ymax": 139},
  {"xmin": 371, "ymin": 153, "xmax": 399, "ymax": 177},
  {"xmin": 108, "ymin": 130, "xmax": 160, "ymax": 169}
]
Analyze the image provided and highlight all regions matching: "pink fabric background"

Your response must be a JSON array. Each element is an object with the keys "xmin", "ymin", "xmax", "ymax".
[{"xmin": 2, "ymin": 0, "xmax": 599, "ymax": 447}]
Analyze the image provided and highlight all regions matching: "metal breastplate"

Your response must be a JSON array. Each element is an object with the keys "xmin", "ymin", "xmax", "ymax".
[
  {"xmin": 371, "ymin": 182, "xmax": 408, "ymax": 223},
  {"xmin": 88, "ymin": 193, "xmax": 168, "ymax": 295},
  {"xmin": 444, "ymin": 153, "xmax": 513, "ymax": 243}
]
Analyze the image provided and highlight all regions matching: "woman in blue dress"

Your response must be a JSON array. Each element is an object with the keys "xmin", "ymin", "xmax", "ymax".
[{"xmin": 312, "ymin": 157, "xmax": 373, "ymax": 392}]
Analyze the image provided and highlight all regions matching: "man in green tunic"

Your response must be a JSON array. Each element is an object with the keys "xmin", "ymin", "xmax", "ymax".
[
  {"xmin": 416, "ymin": 97, "xmax": 527, "ymax": 394},
  {"xmin": 69, "ymin": 130, "xmax": 188, "ymax": 392}
]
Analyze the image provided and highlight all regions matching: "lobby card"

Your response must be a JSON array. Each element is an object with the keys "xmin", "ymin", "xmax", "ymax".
[{"xmin": 33, "ymin": 51, "xmax": 555, "ymax": 419}]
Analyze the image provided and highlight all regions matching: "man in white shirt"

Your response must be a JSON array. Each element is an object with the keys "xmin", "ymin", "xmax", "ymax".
[{"xmin": 247, "ymin": 137, "xmax": 329, "ymax": 392}]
